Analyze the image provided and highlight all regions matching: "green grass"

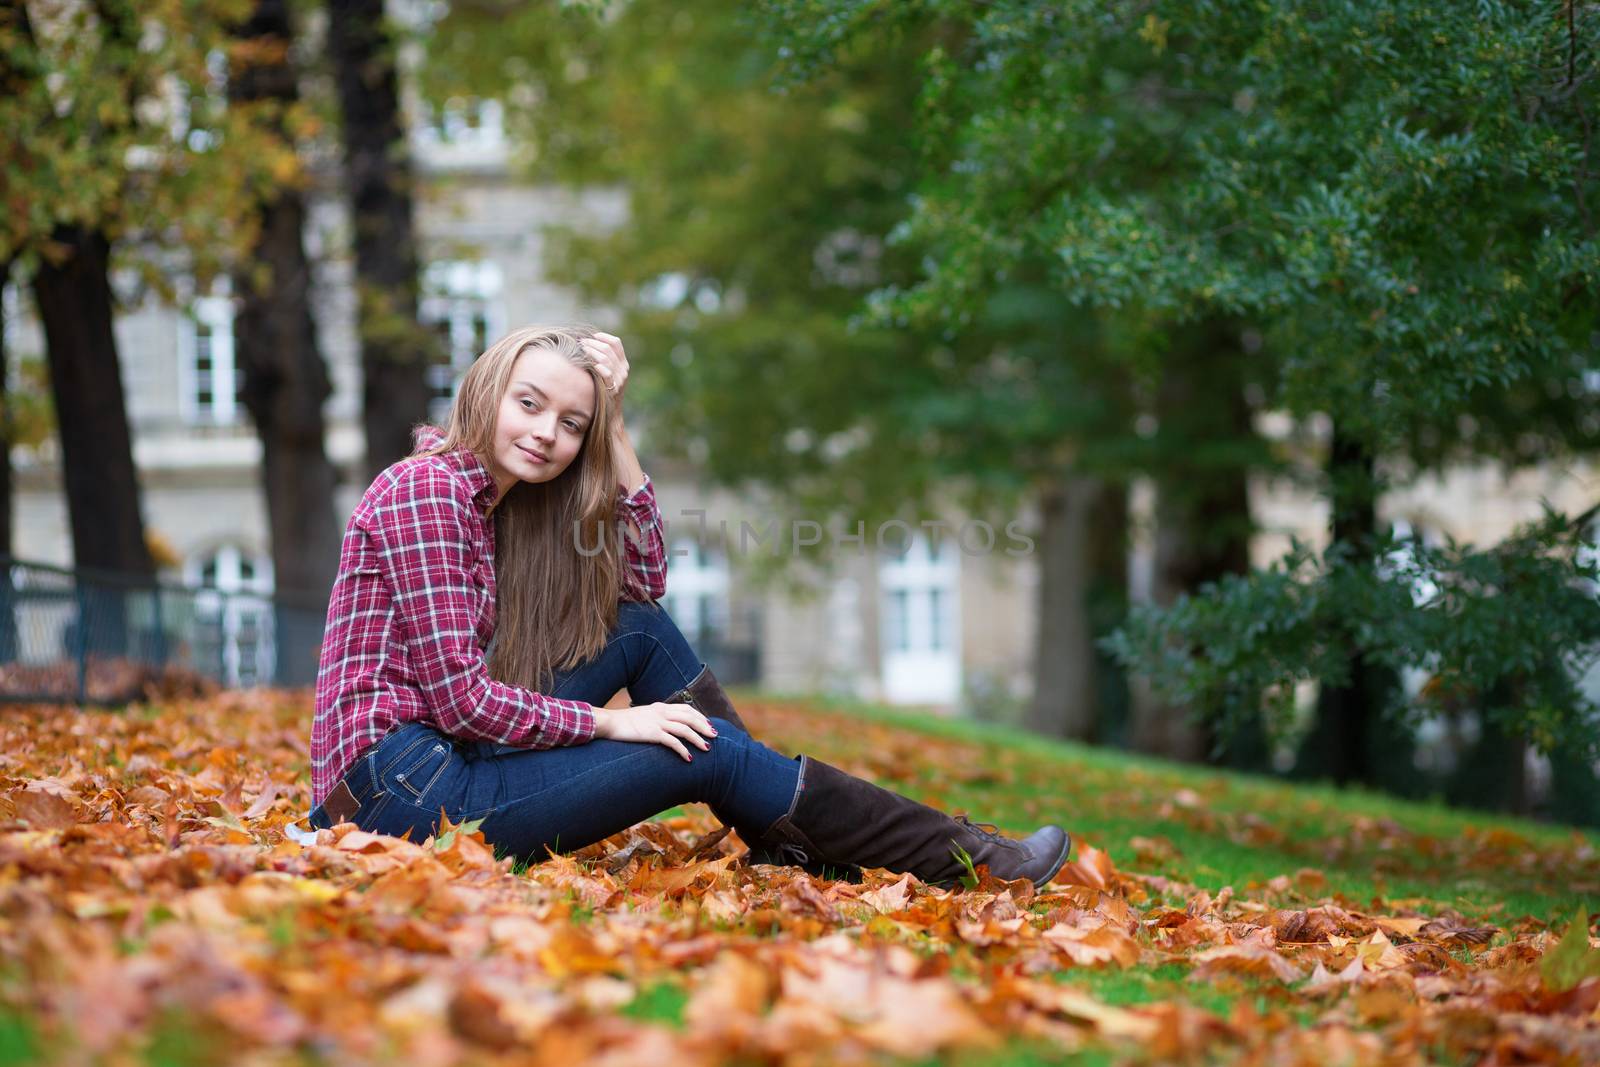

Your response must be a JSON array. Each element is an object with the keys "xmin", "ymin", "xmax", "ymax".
[
  {"xmin": 752, "ymin": 688, "xmax": 1600, "ymax": 930},
  {"xmin": 0, "ymin": 1007, "xmax": 38, "ymax": 1067},
  {"xmin": 621, "ymin": 981, "xmax": 689, "ymax": 1028}
]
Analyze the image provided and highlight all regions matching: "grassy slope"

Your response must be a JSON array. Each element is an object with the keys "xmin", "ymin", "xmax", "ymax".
[{"xmin": 752, "ymin": 689, "xmax": 1600, "ymax": 926}]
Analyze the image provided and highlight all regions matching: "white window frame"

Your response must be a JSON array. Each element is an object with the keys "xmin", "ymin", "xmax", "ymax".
[
  {"xmin": 878, "ymin": 530, "xmax": 961, "ymax": 704},
  {"xmin": 185, "ymin": 544, "xmax": 275, "ymax": 687},
  {"xmin": 420, "ymin": 259, "xmax": 504, "ymax": 424},
  {"xmin": 177, "ymin": 287, "xmax": 240, "ymax": 426},
  {"xmin": 662, "ymin": 535, "xmax": 730, "ymax": 645},
  {"xmin": 416, "ymin": 96, "xmax": 506, "ymax": 151}
]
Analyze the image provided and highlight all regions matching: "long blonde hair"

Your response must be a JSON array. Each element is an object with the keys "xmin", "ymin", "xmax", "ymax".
[{"xmin": 415, "ymin": 324, "xmax": 624, "ymax": 693}]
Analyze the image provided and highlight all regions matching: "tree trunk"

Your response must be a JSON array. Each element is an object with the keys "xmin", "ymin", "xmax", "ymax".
[
  {"xmin": 1289, "ymin": 426, "xmax": 1419, "ymax": 791},
  {"xmin": 1028, "ymin": 474, "xmax": 1127, "ymax": 741},
  {"xmin": 0, "ymin": 257, "xmax": 15, "ymax": 661},
  {"xmin": 326, "ymin": 0, "xmax": 434, "ymax": 479},
  {"xmin": 32, "ymin": 225, "xmax": 154, "ymax": 655},
  {"xmin": 1133, "ymin": 317, "xmax": 1265, "ymax": 767},
  {"xmin": 0, "ymin": 258, "xmax": 11, "ymax": 561},
  {"xmin": 230, "ymin": 0, "xmax": 342, "ymax": 686}
]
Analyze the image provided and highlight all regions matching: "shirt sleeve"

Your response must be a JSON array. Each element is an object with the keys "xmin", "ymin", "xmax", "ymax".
[
  {"xmin": 366, "ymin": 459, "xmax": 598, "ymax": 748},
  {"xmin": 617, "ymin": 472, "xmax": 669, "ymax": 602}
]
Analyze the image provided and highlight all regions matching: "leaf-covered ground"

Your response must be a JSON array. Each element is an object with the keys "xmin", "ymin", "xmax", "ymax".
[{"xmin": 3, "ymin": 690, "xmax": 1600, "ymax": 1066}]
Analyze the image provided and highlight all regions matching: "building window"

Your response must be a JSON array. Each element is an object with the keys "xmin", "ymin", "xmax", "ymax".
[
  {"xmin": 928, "ymin": 586, "xmax": 946, "ymax": 651},
  {"xmin": 185, "ymin": 544, "xmax": 274, "ymax": 687},
  {"xmin": 417, "ymin": 96, "xmax": 506, "ymax": 150},
  {"xmin": 178, "ymin": 289, "xmax": 243, "ymax": 425},
  {"xmin": 877, "ymin": 529, "xmax": 961, "ymax": 704},
  {"xmin": 662, "ymin": 534, "xmax": 729, "ymax": 647},
  {"xmin": 884, "ymin": 588, "xmax": 910, "ymax": 653},
  {"xmin": 420, "ymin": 260, "xmax": 503, "ymax": 424}
]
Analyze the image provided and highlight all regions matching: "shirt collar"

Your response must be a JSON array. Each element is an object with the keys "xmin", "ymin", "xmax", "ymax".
[{"xmin": 411, "ymin": 423, "xmax": 500, "ymax": 510}]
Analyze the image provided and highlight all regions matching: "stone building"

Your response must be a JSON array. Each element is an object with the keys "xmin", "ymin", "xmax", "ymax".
[{"xmin": 2, "ymin": 96, "xmax": 1035, "ymax": 713}]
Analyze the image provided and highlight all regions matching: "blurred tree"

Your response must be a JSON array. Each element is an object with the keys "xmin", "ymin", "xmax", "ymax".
[
  {"xmin": 228, "ymin": 0, "xmax": 340, "ymax": 684},
  {"xmin": 0, "ymin": 258, "xmax": 12, "ymax": 661},
  {"xmin": 753, "ymin": 1, "xmax": 1280, "ymax": 758},
  {"xmin": 327, "ymin": 0, "xmax": 434, "ymax": 478},
  {"xmin": 3, "ymin": 0, "xmax": 153, "ymax": 591},
  {"xmin": 2, "ymin": 0, "xmax": 327, "ymax": 655},
  {"xmin": 761, "ymin": 0, "xmax": 1599, "ymax": 795},
  {"xmin": 420, "ymin": 0, "xmax": 1152, "ymax": 739},
  {"xmin": 1140, "ymin": 316, "xmax": 1269, "ymax": 768}
]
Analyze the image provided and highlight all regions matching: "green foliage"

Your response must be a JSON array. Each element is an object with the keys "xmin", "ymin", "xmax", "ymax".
[
  {"xmin": 1, "ymin": 355, "xmax": 53, "ymax": 447},
  {"xmin": 760, "ymin": 0, "xmax": 1597, "ymax": 451},
  {"xmin": 0, "ymin": 1, "xmax": 309, "ymax": 289},
  {"xmin": 760, "ymin": 0, "xmax": 1600, "ymax": 755},
  {"xmin": 1105, "ymin": 506, "xmax": 1600, "ymax": 761}
]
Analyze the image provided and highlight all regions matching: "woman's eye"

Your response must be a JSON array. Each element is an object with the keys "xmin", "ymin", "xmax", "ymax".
[
  {"xmin": 521, "ymin": 399, "xmax": 537, "ymax": 410},
  {"xmin": 563, "ymin": 421, "xmax": 580, "ymax": 432}
]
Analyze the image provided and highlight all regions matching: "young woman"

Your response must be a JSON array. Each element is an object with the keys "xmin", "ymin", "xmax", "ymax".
[{"xmin": 307, "ymin": 324, "xmax": 1073, "ymax": 889}]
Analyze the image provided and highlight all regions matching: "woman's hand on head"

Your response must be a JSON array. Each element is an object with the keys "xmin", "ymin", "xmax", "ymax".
[
  {"xmin": 592, "ymin": 701, "xmax": 717, "ymax": 761},
  {"xmin": 582, "ymin": 333, "xmax": 630, "ymax": 405}
]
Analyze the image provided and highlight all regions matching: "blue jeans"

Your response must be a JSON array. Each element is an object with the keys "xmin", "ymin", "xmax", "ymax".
[{"xmin": 307, "ymin": 601, "xmax": 801, "ymax": 864}]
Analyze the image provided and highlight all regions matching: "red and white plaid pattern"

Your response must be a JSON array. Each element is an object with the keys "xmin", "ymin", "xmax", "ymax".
[{"xmin": 310, "ymin": 425, "xmax": 669, "ymax": 807}]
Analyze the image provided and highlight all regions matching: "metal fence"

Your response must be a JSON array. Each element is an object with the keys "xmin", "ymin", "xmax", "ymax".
[
  {"xmin": 0, "ymin": 555, "xmax": 763, "ymax": 705},
  {"xmin": 0, "ymin": 556, "xmax": 327, "ymax": 704}
]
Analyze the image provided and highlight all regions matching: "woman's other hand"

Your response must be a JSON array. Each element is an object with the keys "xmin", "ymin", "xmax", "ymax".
[
  {"xmin": 582, "ymin": 332, "xmax": 630, "ymax": 403},
  {"xmin": 592, "ymin": 702, "xmax": 717, "ymax": 761}
]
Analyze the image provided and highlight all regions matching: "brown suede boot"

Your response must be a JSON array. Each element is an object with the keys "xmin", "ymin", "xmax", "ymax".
[
  {"xmin": 752, "ymin": 754, "xmax": 1071, "ymax": 890},
  {"xmin": 666, "ymin": 664, "xmax": 751, "ymax": 735},
  {"xmin": 670, "ymin": 669, "xmax": 866, "ymax": 881}
]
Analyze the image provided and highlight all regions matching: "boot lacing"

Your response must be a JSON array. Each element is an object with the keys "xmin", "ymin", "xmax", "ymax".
[
  {"xmin": 953, "ymin": 813, "xmax": 1014, "ymax": 847},
  {"xmin": 774, "ymin": 841, "xmax": 813, "ymax": 867}
]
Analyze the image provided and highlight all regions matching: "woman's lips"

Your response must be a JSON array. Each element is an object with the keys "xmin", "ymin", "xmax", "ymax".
[{"xmin": 517, "ymin": 445, "xmax": 549, "ymax": 464}]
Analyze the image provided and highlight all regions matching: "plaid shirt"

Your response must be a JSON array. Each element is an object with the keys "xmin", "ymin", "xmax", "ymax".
[{"xmin": 310, "ymin": 425, "xmax": 669, "ymax": 807}]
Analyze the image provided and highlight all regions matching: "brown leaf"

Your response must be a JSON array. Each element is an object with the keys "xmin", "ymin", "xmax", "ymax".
[
  {"xmin": 242, "ymin": 782, "xmax": 280, "ymax": 820},
  {"xmin": 778, "ymin": 950, "xmax": 993, "ymax": 1057},
  {"xmin": 1015, "ymin": 978, "xmax": 1159, "ymax": 1041},
  {"xmin": 1189, "ymin": 941, "xmax": 1306, "ymax": 984},
  {"xmin": 10, "ymin": 788, "xmax": 77, "ymax": 830},
  {"xmin": 684, "ymin": 950, "xmax": 771, "ymax": 1034},
  {"xmin": 1052, "ymin": 842, "xmax": 1118, "ymax": 891},
  {"xmin": 1418, "ymin": 914, "xmax": 1500, "ymax": 945},
  {"xmin": 860, "ymin": 873, "xmax": 916, "ymax": 915},
  {"xmin": 781, "ymin": 875, "xmax": 844, "ymax": 923},
  {"xmin": 1043, "ymin": 922, "xmax": 1142, "ymax": 968}
]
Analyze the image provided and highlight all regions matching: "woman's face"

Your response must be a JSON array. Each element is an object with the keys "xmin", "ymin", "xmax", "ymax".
[{"xmin": 485, "ymin": 345, "xmax": 597, "ymax": 494}]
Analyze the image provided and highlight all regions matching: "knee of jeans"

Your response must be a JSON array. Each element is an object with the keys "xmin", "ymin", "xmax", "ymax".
[{"xmin": 705, "ymin": 715, "xmax": 742, "ymax": 738}]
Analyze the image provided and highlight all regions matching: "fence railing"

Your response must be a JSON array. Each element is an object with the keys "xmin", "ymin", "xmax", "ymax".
[
  {"xmin": 0, "ymin": 556, "xmax": 327, "ymax": 704},
  {"xmin": 0, "ymin": 556, "xmax": 764, "ymax": 705}
]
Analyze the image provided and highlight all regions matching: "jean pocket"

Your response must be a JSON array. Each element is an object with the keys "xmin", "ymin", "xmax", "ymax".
[{"xmin": 390, "ymin": 738, "xmax": 453, "ymax": 805}]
